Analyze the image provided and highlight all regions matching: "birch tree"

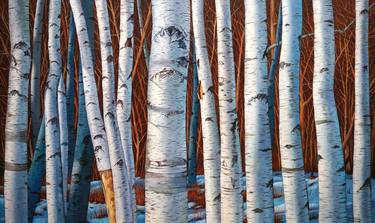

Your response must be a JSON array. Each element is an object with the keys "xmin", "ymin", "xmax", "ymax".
[
  {"xmin": 4, "ymin": 1, "xmax": 31, "ymax": 222},
  {"xmin": 145, "ymin": 0, "xmax": 190, "ymax": 221},
  {"xmin": 117, "ymin": 0, "xmax": 136, "ymax": 214},
  {"xmin": 192, "ymin": 0, "xmax": 221, "ymax": 221},
  {"xmin": 313, "ymin": 0, "xmax": 347, "ymax": 221},
  {"xmin": 44, "ymin": 0, "xmax": 65, "ymax": 220},
  {"xmin": 353, "ymin": 0, "xmax": 371, "ymax": 222},
  {"xmin": 96, "ymin": 0, "xmax": 134, "ymax": 221},
  {"xmin": 215, "ymin": 0, "xmax": 243, "ymax": 221},
  {"xmin": 278, "ymin": 1, "xmax": 309, "ymax": 222},
  {"xmin": 69, "ymin": 0, "xmax": 116, "ymax": 221},
  {"xmin": 244, "ymin": 0, "xmax": 274, "ymax": 222}
]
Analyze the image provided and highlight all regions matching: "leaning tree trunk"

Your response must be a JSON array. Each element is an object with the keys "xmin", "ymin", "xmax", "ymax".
[
  {"xmin": 67, "ymin": 62, "xmax": 94, "ymax": 222},
  {"xmin": 353, "ymin": 0, "xmax": 371, "ymax": 222},
  {"xmin": 30, "ymin": 0, "xmax": 45, "ymax": 147},
  {"xmin": 215, "ymin": 0, "xmax": 243, "ymax": 221},
  {"xmin": 116, "ymin": 0, "xmax": 136, "ymax": 216},
  {"xmin": 278, "ymin": 1, "xmax": 309, "ymax": 222},
  {"xmin": 191, "ymin": 0, "xmax": 221, "ymax": 222},
  {"xmin": 45, "ymin": 0, "xmax": 65, "ymax": 221},
  {"xmin": 244, "ymin": 0, "xmax": 274, "ymax": 222},
  {"xmin": 69, "ymin": 0, "xmax": 116, "ymax": 221},
  {"xmin": 145, "ymin": 0, "xmax": 190, "ymax": 222},
  {"xmin": 313, "ymin": 0, "xmax": 347, "ymax": 221},
  {"xmin": 4, "ymin": 1, "xmax": 31, "ymax": 222},
  {"xmin": 96, "ymin": 0, "xmax": 134, "ymax": 221}
]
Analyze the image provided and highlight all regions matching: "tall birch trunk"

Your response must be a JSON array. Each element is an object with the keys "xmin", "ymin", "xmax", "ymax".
[
  {"xmin": 279, "ymin": 1, "xmax": 309, "ymax": 222},
  {"xmin": 30, "ymin": 0, "xmax": 45, "ymax": 147},
  {"xmin": 96, "ymin": 0, "xmax": 134, "ymax": 221},
  {"xmin": 58, "ymin": 77, "xmax": 68, "ymax": 215},
  {"xmin": 145, "ymin": 0, "xmax": 190, "ymax": 222},
  {"xmin": 215, "ymin": 0, "xmax": 243, "ymax": 221},
  {"xmin": 69, "ymin": 0, "xmax": 116, "ymax": 221},
  {"xmin": 67, "ymin": 62, "xmax": 94, "ymax": 222},
  {"xmin": 353, "ymin": 0, "xmax": 371, "ymax": 222},
  {"xmin": 191, "ymin": 1, "xmax": 221, "ymax": 221},
  {"xmin": 312, "ymin": 1, "xmax": 347, "ymax": 221},
  {"xmin": 45, "ymin": 0, "xmax": 65, "ymax": 220},
  {"xmin": 4, "ymin": 1, "xmax": 31, "ymax": 222},
  {"xmin": 117, "ymin": 0, "xmax": 136, "ymax": 215},
  {"xmin": 244, "ymin": 0, "xmax": 274, "ymax": 222}
]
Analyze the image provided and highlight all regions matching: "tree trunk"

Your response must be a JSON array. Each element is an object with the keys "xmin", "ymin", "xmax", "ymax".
[
  {"xmin": 136, "ymin": 0, "xmax": 150, "ymax": 67},
  {"xmin": 312, "ymin": 0, "xmax": 347, "ymax": 221},
  {"xmin": 278, "ymin": 1, "xmax": 309, "ymax": 222},
  {"xmin": 214, "ymin": 0, "xmax": 243, "ymax": 221},
  {"xmin": 69, "ymin": 0, "xmax": 116, "ymax": 221},
  {"xmin": 191, "ymin": 0, "xmax": 221, "ymax": 222},
  {"xmin": 353, "ymin": 0, "xmax": 371, "ymax": 222},
  {"xmin": 4, "ymin": 1, "xmax": 31, "ymax": 222},
  {"xmin": 145, "ymin": 0, "xmax": 190, "ymax": 222},
  {"xmin": 45, "ymin": 0, "xmax": 65, "ymax": 221},
  {"xmin": 30, "ymin": 0, "xmax": 45, "ymax": 147},
  {"xmin": 116, "ymin": 0, "xmax": 136, "ymax": 217},
  {"xmin": 96, "ymin": 0, "xmax": 134, "ymax": 221},
  {"xmin": 244, "ymin": 0, "xmax": 274, "ymax": 222}
]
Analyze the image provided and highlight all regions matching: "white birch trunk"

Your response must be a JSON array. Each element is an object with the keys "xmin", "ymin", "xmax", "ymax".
[
  {"xmin": 145, "ymin": 0, "xmax": 190, "ymax": 222},
  {"xmin": 45, "ymin": 0, "xmax": 65, "ymax": 221},
  {"xmin": 30, "ymin": 0, "xmax": 45, "ymax": 147},
  {"xmin": 312, "ymin": 1, "xmax": 347, "ymax": 221},
  {"xmin": 58, "ymin": 77, "xmax": 68, "ymax": 215},
  {"xmin": 4, "ymin": 1, "xmax": 31, "ymax": 222},
  {"xmin": 117, "ymin": 0, "xmax": 137, "ymax": 215},
  {"xmin": 353, "ymin": 0, "xmax": 371, "ymax": 222},
  {"xmin": 191, "ymin": 0, "xmax": 221, "ymax": 222},
  {"xmin": 214, "ymin": 0, "xmax": 243, "ymax": 221},
  {"xmin": 95, "ymin": 0, "xmax": 134, "ymax": 221},
  {"xmin": 279, "ymin": 1, "xmax": 309, "ymax": 222},
  {"xmin": 244, "ymin": 0, "xmax": 274, "ymax": 222}
]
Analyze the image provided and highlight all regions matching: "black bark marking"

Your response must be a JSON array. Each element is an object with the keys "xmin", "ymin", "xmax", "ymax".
[
  {"xmin": 175, "ymin": 56, "xmax": 189, "ymax": 67},
  {"xmin": 205, "ymin": 117, "xmax": 213, "ymax": 122},
  {"xmin": 105, "ymin": 42, "xmax": 112, "ymax": 47},
  {"xmin": 315, "ymin": 120, "xmax": 334, "ymax": 125},
  {"xmin": 320, "ymin": 67, "xmax": 329, "ymax": 73},
  {"xmin": 247, "ymin": 93, "xmax": 268, "ymax": 105},
  {"xmin": 336, "ymin": 166, "xmax": 345, "ymax": 173},
  {"xmin": 284, "ymin": 144, "xmax": 297, "ymax": 149},
  {"xmin": 14, "ymin": 41, "xmax": 28, "ymax": 50},
  {"xmin": 279, "ymin": 61, "xmax": 291, "ymax": 69},
  {"xmin": 253, "ymin": 208, "xmax": 263, "ymax": 213},
  {"xmin": 106, "ymin": 55, "xmax": 114, "ymax": 63},
  {"xmin": 114, "ymin": 159, "xmax": 124, "ymax": 167},
  {"xmin": 358, "ymin": 178, "xmax": 371, "ymax": 191},
  {"xmin": 266, "ymin": 179, "xmax": 273, "ymax": 188},
  {"xmin": 291, "ymin": 124, "xmax": 301, "ymax": 133},
  {"xmin": 220, "ymin": 27, "xmax": 231, "ymax": 33},
  {"xmin": 9, "ymin": 90, "xmax": 27, "ymax": 100},
  {"xmin": 360, "ymin": 9, "xmax": 368, "ymax": 14},
  {"xmin": 47, "ymin": 117, "xmax": 58, "ymax": 126},
  {"xmin": 94, "ymin": 146, "xmax": 104, "ymax": 153},
  {"xmin": 318, "ymin": 154, "xmax": 323, "ymax": 161},
  {"xmin": 150, "ymin": 68, "xmax": 185, "ymax": 82},
  {"xmin": 125, "ymin": 38, "xmax": 132, "ymax": 48},
  {"xmin": 93, "ymin": 134, "xmax": 103, "ymax": 140},
  {"xmin": 154, "ymin": 26, "xmax": 187, "ymax": 49},
  {"xmin": 260, "ymin": 147, "xmax": 272, "ymax": 152}
]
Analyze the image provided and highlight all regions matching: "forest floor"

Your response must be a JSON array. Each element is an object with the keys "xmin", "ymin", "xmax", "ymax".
[{"xmin": 0, "ymin": 172, "xmax": 374, "ymax": 222}]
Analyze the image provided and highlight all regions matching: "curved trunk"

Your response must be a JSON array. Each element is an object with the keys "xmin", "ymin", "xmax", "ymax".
[
  {"xmin": 214, "ymin": 0, "xmax": 243, "ymax": 221},
  {"xmin": 5, "ymin": 1, "xmax": 31, "ymax": 222},
  {"xmin": 67, "ymin": 63, "xmax": 94, "ymax": 222},
  {"xmin": 278, "ymin": 1, "xmax": 309, "ymax": 222},
  {"xmin": 244, "ymin": 0, "xmax": 274, "ymax": 222},
  {"xmin": 45, "ymin": 0, "xmax": 65, "ymax": 221},
  {"xmin": 191, "ymin": 0, "xmax": 221, "ymax": 221},
  {"xmin": 116, "ymin": 0, "xmax": 136, "ymax": 216},
  {"xmin": 145, "ymin": 0, "xmax": 190, "ymax": 222},
  {"xmin": 353, "ymin": 0, "xmax": 371, "ymax": 222},
  {"xmin": 69, "ymin": 0, "xmax": 116, "ymax": 221},
  {"xmin": 96, "ymin": 0, "xmax": 134, "ymax": 221},
  {"xmin": 30, "ymin": 0, "xmax": 45, "ymax": 147},
  {"xmin": 312, "ymin": 0, "xmax": 347, "ymax": 221}
]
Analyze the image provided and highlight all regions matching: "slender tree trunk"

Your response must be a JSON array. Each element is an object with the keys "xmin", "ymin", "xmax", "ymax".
[
  {"xmin": 4, "ymin": 1, "xmax": 31, "ymax": 222},
  {"xmin": 187, "ymin": 48, "xmax": 199, "ymax": 187},
  {"xmin": 30, "ymin": 0, "xmax": 45, "ymax": 147},
  {"xmin": 67, "ymin": 62, "xmax": 94, "ymax": 222},
  {"xmin": 96, "ymin": 0, "xmax": 134, "ymax": 221},
  {"xmin": 145, "ymin": 0, "xmax": 190, "ymax": 222},
  {"xmin": 136, "ymin": 0, "xmax": 150, "ymax": 67},
  {"xmin": 191, "ymin": 1, "xmax": 221, "ymax": 221},
  {"xmin": 27, "ymin": 118, "xmax": 46, "ymax": 222},
  {"xmin": 244, "ymin": 0, "xmax": 274, "ymax": 222},
  {"xmin": 313, "ymin": 1, "xmax": 347, "ymax": 221},
  {"xmin": 58, "ymin": 77, "xmax": 68, "ymax": 215},
  {"xmin": 116, "ymin": 0, "xmax": 137, "ymax": 217},
  {"xmin": 45, "ymin": 0, "xmax": 65, "ymax": 221},
  {"xmin": 353, "ymin": 0, "xmax": 371, "ymax": 222},
  {"xmin": 69, "ymin": 1, "xmax": 116, "ymax": 221},
  {"xmin": 278, "ymin": 1, "xmax": 309, "ymax": 222},
  {"xmin": 214, "ymin": 0, "xmax": 243, "ymax": 221}
]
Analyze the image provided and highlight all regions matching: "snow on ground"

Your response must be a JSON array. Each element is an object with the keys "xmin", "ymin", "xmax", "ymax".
[{"xmin": 0, "ymin": 174, "xmax": 373, "ymax": 222}]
